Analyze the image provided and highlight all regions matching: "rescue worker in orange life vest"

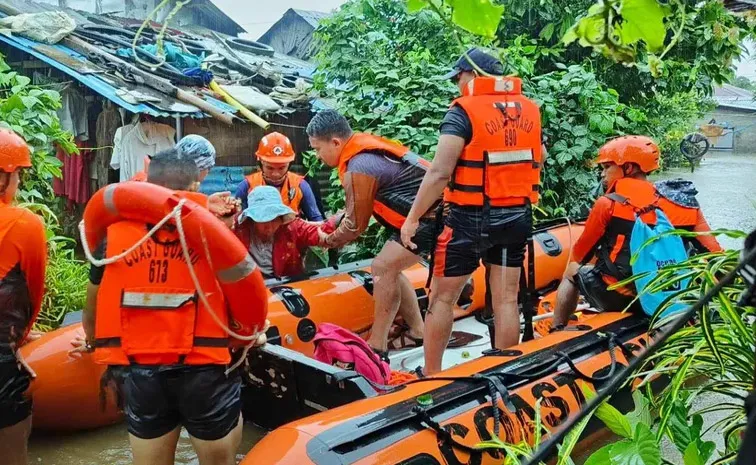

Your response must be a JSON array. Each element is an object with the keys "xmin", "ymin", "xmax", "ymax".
[
  {"xmin": 234, "ymin": 132, "xmax": 323, "ymax": 221},
  {"xmin": 307, "ymin": 109, "xmax": 442, "ymax": 362},
  {"xmin": 402, "ymin": 48, "xmax": 544, "ymax": 376},
  {"xmin": 71, "ymin": 150, "xmax": 267, "ymax": 465},
  {"xmin": 551, "ymin": 136, "xmax": 723, "ymax": 330},
  {"xmin": 0, "ymin": 129, "xmax": 47, "ymax": 465}
]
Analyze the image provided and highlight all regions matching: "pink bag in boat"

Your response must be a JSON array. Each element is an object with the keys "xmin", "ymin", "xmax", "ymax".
[{"xmin": 312, "ymin": 323, "xmax": 390, "ymax": 385}]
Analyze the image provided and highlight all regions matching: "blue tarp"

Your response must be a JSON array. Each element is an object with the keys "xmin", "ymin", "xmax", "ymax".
[{"xmin": 198, "ymin": 166, "xmax": 248, "ymax": 196}]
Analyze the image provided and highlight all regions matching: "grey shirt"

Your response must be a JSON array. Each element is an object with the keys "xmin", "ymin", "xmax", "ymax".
[
  {"xmin": 249, "ymin": 238, "xmax": 274, "ymax": 278},
  {"xmin": 345, "ymin": 152, "xmax": 406, "ymax": 189}
]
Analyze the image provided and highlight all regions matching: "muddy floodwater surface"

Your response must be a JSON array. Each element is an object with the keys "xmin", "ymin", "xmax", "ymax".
[{"xmin": 27, "ymin": 151, "xmax": 756, "ymax": 464}]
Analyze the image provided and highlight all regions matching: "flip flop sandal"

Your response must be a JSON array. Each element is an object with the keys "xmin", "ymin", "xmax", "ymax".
[
  {"xmin": 388, "ymin": 331, "xmax": 424, "ymax": 350},
  {"xmin": 447, "ymin": 331, "xmax": 483, "ymax": 348}
]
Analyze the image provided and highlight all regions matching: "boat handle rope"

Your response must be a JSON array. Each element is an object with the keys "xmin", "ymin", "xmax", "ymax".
[
  {"xmin": 519, "ymin": 238, "xmax": 756, "ymax": 465},
  {"xmin": 79, "ymin": 198, "xmax": 265, "ymax": 375}
]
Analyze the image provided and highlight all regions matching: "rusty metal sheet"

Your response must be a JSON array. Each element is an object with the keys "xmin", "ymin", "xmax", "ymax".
[{"xmin": 32, "ymin": 44, "xmax": 102, "ymax": 74}]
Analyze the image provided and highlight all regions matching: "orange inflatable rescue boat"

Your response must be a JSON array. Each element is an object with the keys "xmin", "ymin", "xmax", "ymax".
[
  {"xmin": 22, "ymin": 214, "xmax": 583, "ymax": 432},
  {"xmin": 240, "ymin": 311, "xmax": 655, "ymax": 465}
]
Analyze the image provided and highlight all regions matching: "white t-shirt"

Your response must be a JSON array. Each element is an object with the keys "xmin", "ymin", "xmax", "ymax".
[{"xmin": 110, "ymin": 121, "xmax": 176, "ymax": 181}]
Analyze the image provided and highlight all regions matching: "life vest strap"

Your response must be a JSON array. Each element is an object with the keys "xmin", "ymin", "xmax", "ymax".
[
  {"xmin": 456, "ymin": 159, "xmax": 485, "ymax": 168},
  {"xmin": 449, "ymin": 183, "xmax": 484, "ymax": 193},
  {"xmin": 95, "ymin": 336, "xmax": 229, "ymax": 350}
]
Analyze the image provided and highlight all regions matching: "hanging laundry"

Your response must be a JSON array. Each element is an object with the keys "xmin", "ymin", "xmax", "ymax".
[
  {"xmin": 91, "ymin": 102, "xmax": 121, "ymax": 192},
  {"xmin": 57, "ymin": 84, "xmax": 89, "ymax": 141},
  {"xmin": 110, "ymin": 119, "xmax": 176, "ymax": 182},
  {"xmin": 53, "ymin": 141, "xmax": 92, "ymax": 207}
]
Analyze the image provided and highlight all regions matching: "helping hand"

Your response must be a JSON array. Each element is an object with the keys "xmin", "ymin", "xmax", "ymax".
[
  {"xmin": 400, "ymin": 218, "xmax": 419, "ymax": 250},
  {"xmin": 208, "ymin": 192, "xmax": 240, "ymax": 217},
  {"xmin": 317, "ymin": 227, "xmax": 330, "ymax": 246},
  {"xmin": 68, "ymin": 333, "xmax": 94, "ymax": 357}
]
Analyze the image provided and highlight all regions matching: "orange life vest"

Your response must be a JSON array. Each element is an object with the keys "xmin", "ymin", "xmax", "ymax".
[
  {"xmin": 246, "ymin": 171, "xmax": 305, "ymax": 214},
  {"xmin": 597, "ymin": 177, "xmax": 700, "ymax": 287},
  {"xmin": 94, "ymin": 218, "xmax": 232, "ymax": 366},
  {"xmin": 444, "ymin": 76, "xmax": 543, "ymax": 208},
  {"xmin": 337, "ymin": 133, "xmax": 432, "ymax": 230}
]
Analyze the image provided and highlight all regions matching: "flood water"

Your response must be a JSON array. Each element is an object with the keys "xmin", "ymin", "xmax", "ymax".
[
  {"xmin": 29, "ymin": 423, "xmax": 266, "ymax": 464},
  {"xmin": 27, "ymin": 151, "xmax": 756, "ymax": 464}
]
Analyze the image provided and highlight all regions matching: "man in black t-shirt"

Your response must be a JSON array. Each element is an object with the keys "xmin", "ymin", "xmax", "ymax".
[{"xmin": 402, "ymin": 48, "xmax": 547, "ymax": 376}]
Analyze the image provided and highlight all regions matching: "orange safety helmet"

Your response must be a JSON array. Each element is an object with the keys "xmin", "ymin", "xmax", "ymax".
[
  {"xmin": 0, "ymin": 128, "xmax": 31, "ymax": 173},
  {"xmin": 595, "ymin": 135, "xmax": 660, "ymax": 173},
  {"xmin": 256, "ymin": 132, "xmax": 295, "ymax": 164}
]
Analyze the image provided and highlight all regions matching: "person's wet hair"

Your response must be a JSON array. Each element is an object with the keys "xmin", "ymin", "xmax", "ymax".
[
  {"xmin": 147, "ymin": 148, "xmax": 199, "ymax": 190},
  {"xmin": 306, "ymin": 109, "xmax": 353, "ymax": 140}
]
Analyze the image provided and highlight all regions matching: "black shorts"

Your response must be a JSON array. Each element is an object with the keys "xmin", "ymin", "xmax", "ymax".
[
  {"xmin": 0, "ymin": 359, "xmax": 32, "ymax": 429},
  {"xmin": 118, "ymin": 364, "xmax": 242, "ymax": 441},
  {"xmin": 573, "ymin": 265, "xmax": 638, "ymax": 312},
  {"xmin": 433, "ymin": 205, "xmax": 532, "ymax": 277},
  {"xmin": 388, "ymin": 219, "xmax": 437, "ymax": 257}
]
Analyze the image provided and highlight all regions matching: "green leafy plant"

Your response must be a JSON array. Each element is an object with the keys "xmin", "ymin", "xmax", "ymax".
[
  {"xmin": 0, "ymin": 51, "xmax": 86, "ymax": 330},
  {"xmin": 36, "ymin": 240, "xmax": 89, "ymax": 331}
]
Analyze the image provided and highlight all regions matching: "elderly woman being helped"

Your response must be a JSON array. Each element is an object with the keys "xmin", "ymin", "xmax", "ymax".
[{"xmin": 235, "ymin": 186, "xmax": 337, "ymax": 279}]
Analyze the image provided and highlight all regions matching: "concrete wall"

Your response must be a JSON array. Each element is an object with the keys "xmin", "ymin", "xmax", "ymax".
[{"xmin": 699, "ymin": 107, "xmax": 756, "ymax": 152}]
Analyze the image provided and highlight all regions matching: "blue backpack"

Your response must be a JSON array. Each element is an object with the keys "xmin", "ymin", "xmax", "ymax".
[{"xmin": 607, "ymin": 193, "xmax": 691, "ymax": 319}]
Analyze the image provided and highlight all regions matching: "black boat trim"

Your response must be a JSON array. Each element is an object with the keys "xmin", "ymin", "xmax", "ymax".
[{"xmin": 305, "ymin": 314, "xmax": 648, "ymax": 464}]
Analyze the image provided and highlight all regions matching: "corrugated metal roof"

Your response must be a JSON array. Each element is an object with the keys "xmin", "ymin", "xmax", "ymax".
[
  {"xmin": 0, "ymin": 29, "xmax": 238, "ymax": 117},
  {"xmin": 0, "ymin": 1, "xmax": 316, "ymax": 117},
  {"xmin": 714, "ymin": 84, "xmax": 756, "ymax": 111},
  {"xmin": 291, "ymin": 9, "xmax": 331, "ymax": 29}
]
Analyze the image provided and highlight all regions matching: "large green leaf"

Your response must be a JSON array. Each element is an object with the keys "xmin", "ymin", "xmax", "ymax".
[
  {"xmin": 595, "ymin": 398, "xmax": 634, "ymax": 439},
  {"xmin": 618, "ymin": 0, "xmax": 670, "ymax": 51},
  {"xmin": 683, "ymin": 440, "xmax": 716, "ymax": 465},
  {"xmin": 625, "ymin": 390, "xmax": 653, "ymax": 431},
  {"xmin": 610, "ymin": 423, "xmax": 662, "ymax": 465},
  {"xmin": 584, "ymin": 443, "xmax": 614, "ymax": 465},
  {"xmin": 447, "ymin": 0, "xmax": 505, "ymax": 38},
  {"xmin": 406, "ymin": 0, "xmax": 429, "ymax": 12}
]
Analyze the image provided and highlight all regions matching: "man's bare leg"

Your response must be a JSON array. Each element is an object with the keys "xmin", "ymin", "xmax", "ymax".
[
  {"xmin": 395, "ymin": 273, "xmax": 424, "ymax": 339},
  {"xmin": 553, "ymin": 262, "xmax": 581, "ymax": 327},
  {"xmin": 488, "ymin": 264, "xmax": 522, "ymax": 349},
  {"xmin": 368, "ymin": 241, "xmax": 423, "ymax": 352},
  {"xmin": 423, "ymin": 275, "xmax": 470, "ymax": 375},
  {"xmin": 0, "ymin": 415, "xmax": 31, "ymax": 465},
  {"xmin": 191, "ymin": 415, "xmax": 244, "ymax": 465},
  {"xmin": 129, "ymin": 426, "xmax": 181, "ymax": 465}
]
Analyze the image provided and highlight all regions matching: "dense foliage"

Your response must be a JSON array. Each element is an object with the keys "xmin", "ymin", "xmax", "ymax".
[
  {"xmin": 0, "ymin": 52, "xmax": 88, "ymax": 330},
  {"xmin": 310, "ymin": 0, "xmax": 737, "ymax": 259}
]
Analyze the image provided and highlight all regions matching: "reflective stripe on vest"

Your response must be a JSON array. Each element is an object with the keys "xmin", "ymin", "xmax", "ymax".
[
  {"xmin": 444, "ymin": 76, "xmax": 543, "ymax": 208},
  {"xmin": 247, "ymin": 171, "xmax": 305, "ymax": 214},
  {"xmin": 121, "ymin": 291, "xmax": 196, "ymax": 309}
]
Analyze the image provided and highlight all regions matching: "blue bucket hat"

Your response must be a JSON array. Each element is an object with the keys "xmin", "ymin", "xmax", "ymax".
[
  {"xmin": 176, "ymin": 134, "xmax": 216, "ymax": 171},
  {"xmin": 239, "ymin": 186, "xmax": 295, "ymax": 223}
]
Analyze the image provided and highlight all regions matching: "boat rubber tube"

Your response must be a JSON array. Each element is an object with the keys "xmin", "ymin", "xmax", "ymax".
[
  {"xmin": 21, "ymin": 219, "xmax": 582, "ymax": 432},
  {"xmin": 240, "ymin": 312, "xmax": 653, "ymax": 465}
]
